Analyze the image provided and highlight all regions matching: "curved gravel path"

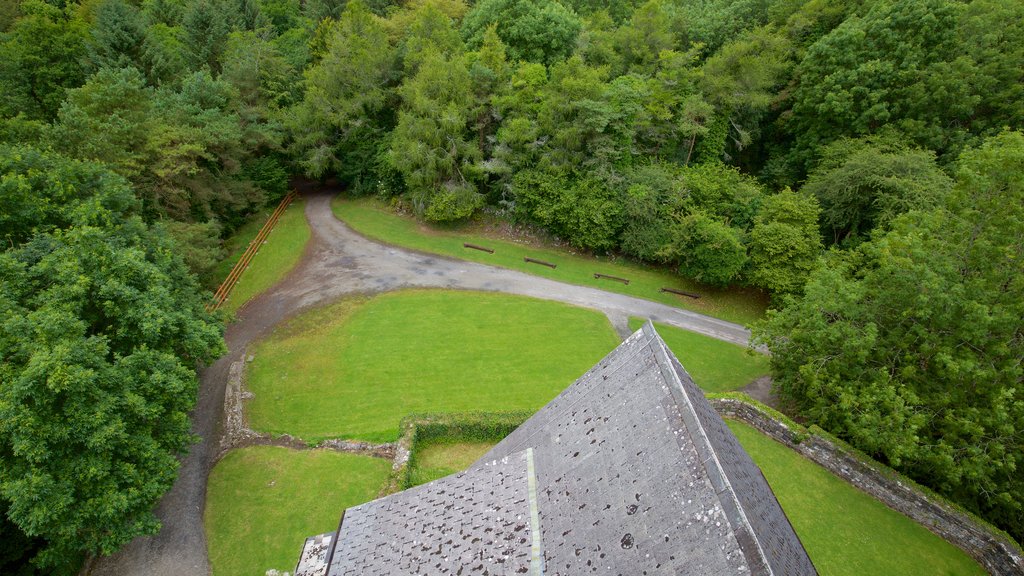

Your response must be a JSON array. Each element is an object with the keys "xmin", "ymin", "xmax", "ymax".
[{"xmin": 86, "ymin": 188, "xmax": 753, "ymax": 576}]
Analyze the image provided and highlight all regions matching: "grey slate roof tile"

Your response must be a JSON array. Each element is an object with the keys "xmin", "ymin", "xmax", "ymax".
[{"xmin": 317, "ymin": 322, "xmax": 815, "ymax": 576}]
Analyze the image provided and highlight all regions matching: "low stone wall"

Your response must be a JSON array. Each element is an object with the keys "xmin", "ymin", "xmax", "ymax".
[
  {"xmin": 220, "ymin": 357, "xmax": 394, "ymax": 460},
  {"xmin": 711, "ymin": 396, "xmax": 1024, "ymax": 576}
]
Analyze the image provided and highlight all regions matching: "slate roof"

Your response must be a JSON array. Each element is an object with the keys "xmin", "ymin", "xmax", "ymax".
[{"xmin": 312, "ymin": 322, "xmax": 816, "ymax": 576}]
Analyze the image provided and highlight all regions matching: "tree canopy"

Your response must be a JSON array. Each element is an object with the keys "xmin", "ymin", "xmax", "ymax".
[{"xmin": 0, "ymin": 146, "xmax": 224, "ymax": 571}]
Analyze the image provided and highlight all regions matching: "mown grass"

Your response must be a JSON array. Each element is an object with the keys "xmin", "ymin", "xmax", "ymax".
[
  {"xmin": 629, "ymin": 318, "xmax": 768, "ymax": 393},
  {"xmin": 727, "ymin": 420, "xmax": 986, "ymax": 576},
  {"xmin": 407, "ymin": 441, "xmax": 495, "ymax": 487},
  {"xmin": 332, "ymin": 196, "xmax": 768, "ymax": 325},
  {"xmin": 246, "ymin": 290, "xmax": 620, "ymax": 442},
  {"xmin": 204, "ymin": 446, "xmax": 390, "ymax": 576},
  {"xmin": 215, "ymin": 197, "xmax": 310, "ymax": 314}
]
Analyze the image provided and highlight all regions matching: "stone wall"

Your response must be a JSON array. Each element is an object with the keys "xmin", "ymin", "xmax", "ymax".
[{"xmin": 711, "ymin": 397, "xmax": 1024, "ymax": 576}]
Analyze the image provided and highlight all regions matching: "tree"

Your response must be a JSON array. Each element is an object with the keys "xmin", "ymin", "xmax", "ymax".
[
  {"xmin": 87, "ymin": 0, "xmax": 146, "ymax": 72},
  {"xmin": 618, "ymin": 161, "xmax": 685, "ymax": 261},
  {"xmin": 801, "ymin": 133, "xmax": 952, "ymax": 245},
  {"xmin": 698, "ymin": 25, "xmax": 791, "ymax": 163},
  {"xmin": 679, "ymin": 161, "xmax": 764, "ymax": 231},
  {"xmin": 663, "ymin": 211, "xmax": 747, "ymax": 286},
  {"xmin": 389, "ymin": 48, "xmax": 482, "ymax": 221},
  {"xmin": 611, "ymin": 0, "xmax": 684, "ymax": 76},
  {"xmin": 466, "ymin": 25, "xmax": 509, "ymax": 165},
  {"xmin": 289, "ymin": 0, "xmax": 394, "ymax": 187},
  {"xmin": 222, "ymin": 29, "xmax": 299, "ymax": 109},
  {"xmin": 753, "ymin": 131, "xmax": 1024, "ymax": 543},
  {"xmin": 785, "ymin": 0, "xmax": 977, "ymax": 172},
  {"xmin": 47, "ymin": 67, "xmax": 270, "ymax": 238},
  {"xmin": 511, "ymin": 169, "xmax": 623, "ymax": 251},
  {"xmin": 746, "ymin": 188, "xmax": 821, "ymax": 296},
  {"xmin": 0, "ymin": 146, "xmax": 225, "ymax": 570},
  {"xmin": 182, "ymin": 0, "xmax": 229, "ymax": 72},
  {"xmin": 0, "ymin": 0, "xmax": 88, "ymax": 120},
  {"xmin": 397, "ymin": 0, "xmax": 464, "ymax": 73},
  {"xmin": 141, "ymin": 23, "xmax": 189, "ymax": 85},
  {"xmin": 461, "ymin": 0, "xmax": 581, "ymax": 65}
]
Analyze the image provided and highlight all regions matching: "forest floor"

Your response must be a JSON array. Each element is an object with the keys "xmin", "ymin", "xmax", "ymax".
[{"xmin": 85, "ymin": 184, "xmax": 756, "ymax": 576}]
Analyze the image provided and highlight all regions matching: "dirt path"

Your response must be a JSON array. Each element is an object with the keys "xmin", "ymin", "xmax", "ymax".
[{"xmin": 86, "ymin": 189, "xmax": 754, "ymax": 576}]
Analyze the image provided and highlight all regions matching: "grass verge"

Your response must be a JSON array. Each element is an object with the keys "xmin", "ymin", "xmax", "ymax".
[
  {"xmin": 629, "ymin": 318, "xmax": 768, "ymax": 393},
  {"xmin": 727, "ymin": 420, "xmax": 986, "ymax": 576},
  {"xmin": 407, "ymin": 441, "xmax": 495, "ymax": 487},
  {"xmin": 204, "ymin": 446, "xmax": 390, "ymax": 576},
  {"xmin": 215, "ymin": 197, "xmax": 310, "ymax": 315},
  {"xmin": 245, "ymin": 290, "xmax": 620, "ymax": 442},
  {"xmin": 332, "ymin": 196, "xmax": 767, "ymax": 325}
]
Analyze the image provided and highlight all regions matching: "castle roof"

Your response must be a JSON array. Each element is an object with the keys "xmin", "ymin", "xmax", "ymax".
[{"xmin": 308, "ymin": 322, "xmax": 816, "ymax": 576}]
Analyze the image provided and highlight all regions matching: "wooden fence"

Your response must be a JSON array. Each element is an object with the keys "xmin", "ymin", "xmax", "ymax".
[{"xmin": 206, "ymin": 191, "xmax": 298, "ymax": 312}]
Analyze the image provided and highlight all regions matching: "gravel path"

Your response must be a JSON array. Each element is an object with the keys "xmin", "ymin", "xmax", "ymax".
[{"xmin": 85, "ymin": 188, "xmax": 753, "ymax": 576}]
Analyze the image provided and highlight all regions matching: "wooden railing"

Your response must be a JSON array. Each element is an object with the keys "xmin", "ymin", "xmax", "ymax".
[{"xmin": 206, "ymin": 191, "xmax": 298, "ymax": 312}]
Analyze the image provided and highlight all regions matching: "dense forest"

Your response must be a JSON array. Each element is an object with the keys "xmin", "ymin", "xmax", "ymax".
[{"xmin": 0, "ymin": 0, "xmax": 1022, "ymax": 571}]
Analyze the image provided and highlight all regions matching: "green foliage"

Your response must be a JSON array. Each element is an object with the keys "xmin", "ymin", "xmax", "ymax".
[
  {"xmin": 619, "ymin": 161, "xmax": 684, "ymax": 261},
  {"xmin": 390, "ymin": 49, "xmax": 482, "ymax": 222},
  {"xmin": 222, "ymin": 29, "xmax": 300, "ymax": 108},
  {"xmin": 680, "ymin": 161, "xmax": 764, "ymax": 230},
  {"xmin": 958, "ymin": 0, "xmax": 1024, "ymax": 140},
  {"xmin": 663, "ymin": 210, "xmax": 747, "ymax": 287},
  {"xmin": 0, "ymin": 149, "xmax": 225, "ymax": 570},
  {"xmin": 678, "ymin": 0, "xmax": 773, "ymax": 53},
  {"xmin": 0, "ymin": 0, "xmax": 88, "ymax": 120},
  {"xmin": 398, "ymin": 1, "xmax": 464, "ymax": 73},
  {"xmin": 511, "ymin": 169, "xmax": 623, "ymax": 251},
  {"xmin": 753, "ymin": 131, "xmax": 1024, "ymax": 543},
  {"xmin": 786, "ymin": 0, "xmax": 978, "ymax": 171},
  {"xmin": 141, "ymin": 23, "xmax": 189, "ymax": 84},
  {"xmin": 461, "ymin": 0, "xmax": 581, "ymax": 65},
  {"xmin": 289, "ymin": 0, "xmax": 394, "ymax": 185},
  {"xmin": 182, "ymin": 0, "xmax": 229, "ymax": 72},
  {"xmin": 87, "ymin": 0, "xmax": 146, "ymax": 72},
  {"xmin": 0, "ymin": 144, "xmax": 137, "ymax": 247},
  {"xmin": 802, "ymin": 132, "xmax": 953, "ymax": 244},
  {"xmin": 47, "ymin": 66, "xmax": 269, "ymax": 231},
  {"xmin": 746, "ymin": 188, "xmax": 821, "ymax": 295}
]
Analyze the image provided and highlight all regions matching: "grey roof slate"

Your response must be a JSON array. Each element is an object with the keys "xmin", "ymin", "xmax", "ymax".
[
  {"xmin": 327, "ymin": 449, "xmax": 537, "ymax": 575},
  {"xmin": 319, "ymin": 322, "xmax": 816, "ymax": 576}
]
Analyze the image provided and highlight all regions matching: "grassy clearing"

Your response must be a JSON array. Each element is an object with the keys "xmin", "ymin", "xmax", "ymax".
[
  {"xmin": 246, "ymin": 290, "xmax": 620, "ymax": 442},
  {"xmin": 332, "ymin": 196, "xmax": 768, "ymax": 326},
  {"xmin": 204, "ymin": 446, "xmax": 390, "ymax": 576},
  {"xmin": 727, "ymin": 420, "xmax": 986, "ymax": 576},
  {"xmin": 407, "ymin": 441, "xmax": 496, "ymax": 487},
  {"xmin": 216, "ymin": 197, "xmax": 310, "ymax": 314},
  {"xmin": 629, "ymin": 318, "xmax": 768, "ymax": 393}
]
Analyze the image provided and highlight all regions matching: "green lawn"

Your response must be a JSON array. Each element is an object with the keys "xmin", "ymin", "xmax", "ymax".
[
  {"xmin": 245, "ymin": 290, "xmax": 620, "ymax": 442},
  {"xmin": 216, "ymin": 197, "xmax": 311, "ymax": 314},
  {"xmin": 728, "ymin": 420, "xmax": 986, "ymax": 576},
  {"xmin": 204, "ymin": 446, "xmax": 390, "ymax": 576},
  {"xmin": 332, "ymin": 196, "xmax": 768, "ymax": 326},
  {"xmin": 407, "ymin": 441, "xmax": 495, "ymax": 487},
  {"xmin": 629, "ymin": 318, "xmax": 769, "ymax": 393}
]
